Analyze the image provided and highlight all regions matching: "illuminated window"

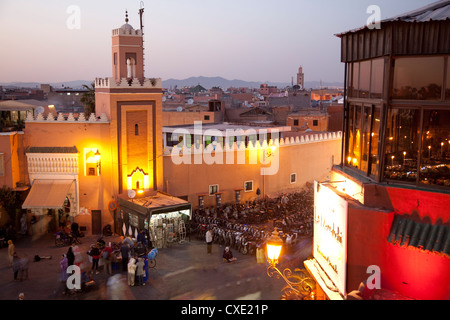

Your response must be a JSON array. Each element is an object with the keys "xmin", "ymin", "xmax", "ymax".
[
  {"xmin": 346, "ymin": 104, "xmax": 381, "ymax": 178},
  {"xmin": 383, "ymin": 108, "xmax": 450, "ymax": 187}
]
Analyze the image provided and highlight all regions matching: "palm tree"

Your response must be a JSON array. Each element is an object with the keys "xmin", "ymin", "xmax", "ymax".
[{"xmin": 80, "ymin": 82, "xmax": 95, "ymax": 117}]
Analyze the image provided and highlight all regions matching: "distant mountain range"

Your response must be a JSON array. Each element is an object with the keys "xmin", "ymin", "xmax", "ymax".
[
  {"xmin": 162, "ymin": 76, "xmax": 343, "ymax": 90},
  {"xmin": 0, "ymin": 77, "xmax": 343, "ymax": 90}
]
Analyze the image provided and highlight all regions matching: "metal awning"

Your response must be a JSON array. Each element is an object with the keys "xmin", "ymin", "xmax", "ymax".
[{"xmin": 22, "ymin": 179, "xmax": 73, "ymax": 209}]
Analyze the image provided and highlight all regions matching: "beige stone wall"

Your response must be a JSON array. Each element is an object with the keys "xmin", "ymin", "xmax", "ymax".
[
  {"xmin": 23, "ymin": 119, "xmax": 115, "ymax": 233},
  {"xmin": 163, "ymin": 133, "xmax": 342, "ymax": 208}
]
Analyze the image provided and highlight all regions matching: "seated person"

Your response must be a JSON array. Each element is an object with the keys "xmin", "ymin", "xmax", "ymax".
[
  {"xmin": 71, "ymin": 222, "xmax": 80, "ymax": 237},
  {"xmin": 222, "ymin": 247, "xmax": 237, "ymax": 263}
]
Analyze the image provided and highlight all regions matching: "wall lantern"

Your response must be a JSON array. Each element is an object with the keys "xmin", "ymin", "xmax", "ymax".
[
  {"xmin": 266, "ymin": 145, "xmax": 277, "ymax": 158},
  {"xmin": 94, "ymin": 149, "xmax": 101, "ymax": 174},
  {"xmin": 94, "ymin": 149, "xmax": 101, "ymax": 162}
]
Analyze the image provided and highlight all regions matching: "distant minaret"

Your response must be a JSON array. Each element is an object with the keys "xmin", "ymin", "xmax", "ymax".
[{"xmin": 297, "ymin": 66, "xmax": 304, "ymax": 89}]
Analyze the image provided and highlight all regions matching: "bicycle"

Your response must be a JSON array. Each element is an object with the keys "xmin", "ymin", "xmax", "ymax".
[
  {"xmin": 55, "ymin": 231, "xmax": 81, "ymax": 247},
  {"xmin": 147, "ymin": 248, "xmax": 158, "ymax": 268}
]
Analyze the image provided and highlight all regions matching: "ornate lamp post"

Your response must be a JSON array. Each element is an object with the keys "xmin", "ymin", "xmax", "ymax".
[{"xmin": 266, "ymin": 228, "xmax": 316, "ymax": 300}]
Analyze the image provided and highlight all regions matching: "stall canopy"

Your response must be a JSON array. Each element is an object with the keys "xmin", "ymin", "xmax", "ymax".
[{"xmin": 22, "ymin": 179, "xmax": 74, "ymax": 209}]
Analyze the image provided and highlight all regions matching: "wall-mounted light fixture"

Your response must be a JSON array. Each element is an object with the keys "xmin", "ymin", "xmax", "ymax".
[{"xmin": 94, "ymin": 149, "xmax": 101, "ymax": 174}]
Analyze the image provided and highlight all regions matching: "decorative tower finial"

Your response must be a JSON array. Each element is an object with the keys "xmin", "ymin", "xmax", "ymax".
[{"xmin": 125, "ymin": 10, "xmax": 129, "ymax": 23}]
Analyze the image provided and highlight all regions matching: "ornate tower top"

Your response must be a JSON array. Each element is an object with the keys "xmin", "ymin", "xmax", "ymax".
[{"xmin": 111, "ymin": 11, "xmax": 144, "ymax": 83}]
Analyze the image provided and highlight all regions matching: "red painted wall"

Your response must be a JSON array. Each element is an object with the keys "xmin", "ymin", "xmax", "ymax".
[
  {"xmin": 347, "ymin": 186, "xmax": 450, "ymax": 300},
  {"xmin": 386, "ymin": 186, "xmax": 450, "ymax": 224}
]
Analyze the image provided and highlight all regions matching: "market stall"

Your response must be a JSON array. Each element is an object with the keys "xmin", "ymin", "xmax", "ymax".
[{"xmin": 117, "ymin": 192, "xmax": 192, "ymax": 248}]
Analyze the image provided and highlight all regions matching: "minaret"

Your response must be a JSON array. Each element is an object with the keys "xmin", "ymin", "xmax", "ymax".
[
  {"xmin": 297, "ymin": 66, "xmax": 304, "ymax": 90},
  {"xmin": 95, "ymin": 10, "xmax": 163, "ymax": 194},
  {"xmin": 111, "ymin": 11, "xmax": 144, "ymax": 83}
]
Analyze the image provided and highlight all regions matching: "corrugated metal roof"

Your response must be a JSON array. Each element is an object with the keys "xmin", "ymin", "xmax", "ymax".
[
  {"xmin": 336, "ymin": 0, "xmax": 450, "ymax": 36},
  {"xmin": 386, "ymin": 0, "xmax": 450, "ymax": 22},
  {"xmin": 387, "ymin": 214, "xmax": 450, "ymax": 256}
]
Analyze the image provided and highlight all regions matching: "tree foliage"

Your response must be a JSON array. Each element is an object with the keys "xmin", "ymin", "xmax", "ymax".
[
  {"xmin": 0, "ymin": 186, "xmax": 20, "ymax": 221},
  {"xmin": 80, "ymin": 82, "xmax": 96, "ymax": 117}
]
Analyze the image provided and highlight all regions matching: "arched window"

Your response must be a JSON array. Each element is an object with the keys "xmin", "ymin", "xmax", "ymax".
[
  {"xmin": 135, "ymin": 124, "xmax": 139, "ymax": 136},
  {"xmin": 127, "ymin": 57, "xmax": 136, "ymax": 79}
]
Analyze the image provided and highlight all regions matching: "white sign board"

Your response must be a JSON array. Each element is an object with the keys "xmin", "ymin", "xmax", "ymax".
[{"xmin": 313, "ymin": 181, "xmax": 348, "ymax": 296}]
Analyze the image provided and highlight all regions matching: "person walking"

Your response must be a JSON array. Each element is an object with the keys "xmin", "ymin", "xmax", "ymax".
[
  {"xmin": 7, "ymin": 240, "xmax": 15, "ymax": 267},
  {"xmin": 102, "ymin": 244, "xmax": 113, "ymax": 275},
  {"xmin": 137, "ymin": 229, "xmax": 147, "ymax": 247},
  {"xmin": 205, "ymin": 227, "xmax": 213, "ymax": 255},
  {"xmin": 120, "ymin": 242, "xmax": 130, "ymax": 272},
  {"xmin": 60, "ymin": 254, "xmax": 69, "ymax": 294},
  {"xmin": 12, "ymin": 252, "xmax": 21, "ymax": 280},
  {"xmin": 19, "ymin": 254, "xmax": 29, "ymax": 281},
  {"xmin": 88, "ymin": 244, "xmax": 101, "ymax": 274},
  {"xmin": 20, "ymin": 214, "xmax": 28, "ymax": 236},
  {"xmin": 67, "ymin": 246, "xmax": 75, "ymax": 267},
  {"xmin": 127, "ymin": 258, "xmax": 136, "ymax": 286},
  {"xmin": 135, "ymin": 257, "xmax": 145, "ymax": 286}
]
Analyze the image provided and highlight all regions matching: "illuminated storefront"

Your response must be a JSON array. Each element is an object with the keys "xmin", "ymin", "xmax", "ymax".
[{"xmin": 117, "ymin": 192, "xmax": 191, "ymax": 248}]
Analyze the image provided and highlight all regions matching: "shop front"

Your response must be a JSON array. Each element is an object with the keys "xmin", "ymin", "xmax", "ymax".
[
  {"xmin": 22, "ymin": 179, "xmax": 78, "ymax": 235},
  {"xmin": 303, "ymin": 180, "xmax": 347, "ymax": 300},
  {"xmin": 117, "ymin": 192, "xmax": 192, "ymax": 248}
]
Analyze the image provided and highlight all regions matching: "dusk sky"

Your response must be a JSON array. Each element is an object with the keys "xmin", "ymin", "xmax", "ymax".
[{"xmin": 0, "ymin": 0, "xmax": 436, "ymax": 85}]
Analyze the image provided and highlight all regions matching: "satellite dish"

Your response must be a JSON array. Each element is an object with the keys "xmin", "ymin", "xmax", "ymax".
[
  {"xmin": 35, "ymin": 106, "xmax": 45, "ymax": 114},
  {"xmin": 162, "ymin": 96, "xmax": 166, "ymax": 102},
  {"xmin": 176, "ymin": 106, "xmax": 183, "ymax": 112},
  {"xmin": 187, "ymin": 99, "xmax": 193, "ymax": 105},
  {"xmin": 128, "ymin": 189, "xmax": 136, "ymax": 199}
]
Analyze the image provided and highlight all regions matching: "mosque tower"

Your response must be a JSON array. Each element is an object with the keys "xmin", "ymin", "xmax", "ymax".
[{"xmin": 95, "ymin": 9, "xmax": 163, "ymax": 195}]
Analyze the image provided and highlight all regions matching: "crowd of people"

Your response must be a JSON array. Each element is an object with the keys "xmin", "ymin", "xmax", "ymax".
[{"xmin": 58, "ymin": 230, "xmax": 154, "ymax": 294}]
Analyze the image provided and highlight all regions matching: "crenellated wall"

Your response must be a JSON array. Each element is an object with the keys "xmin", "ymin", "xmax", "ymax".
[
  {"xmin": 95, "ymin": 77, "xmax": 161, "ymax": 89},
  {"xmin": 163, "ymin": 131, "xmax": 343, "ymax": 207},
  {"xmin": 25, "ymin": 112, "xmax": 109, "ymax": 123}
]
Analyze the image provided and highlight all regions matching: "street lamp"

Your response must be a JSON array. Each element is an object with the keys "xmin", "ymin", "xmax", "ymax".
[
  {"xmin": 267, "ymin": 228, "xmax": 283, "ymax": 265},
  {"xmin": 266, "ymin": 228, "xmax": 315, "ymax": 300}
]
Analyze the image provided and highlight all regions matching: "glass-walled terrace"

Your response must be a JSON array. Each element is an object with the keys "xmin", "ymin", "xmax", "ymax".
[{"xmin": 344, "ymin": 55, "xmax": 450, "ymax": 189}]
